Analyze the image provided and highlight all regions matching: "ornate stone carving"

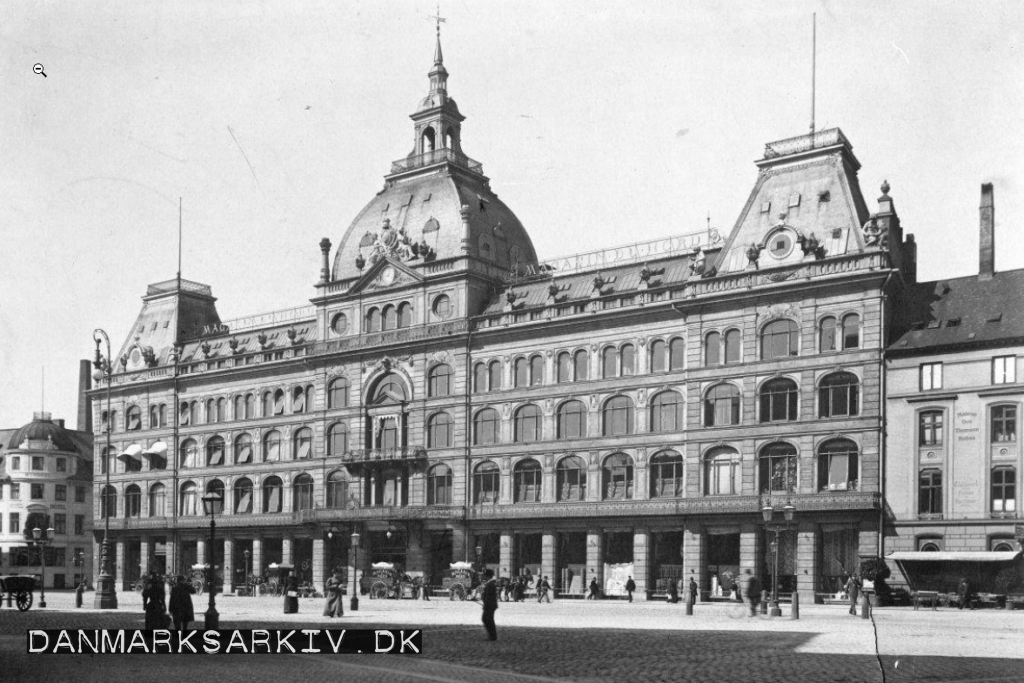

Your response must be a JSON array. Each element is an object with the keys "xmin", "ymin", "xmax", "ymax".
[
  {"xmin": 636, "ymin": 388, "xmax": 647, "ymax": 406},
  {"xmin": 757, "ymin": 302, "xmax": 800, "ymax": 322},
  {"xmin": 862, "ymin": 215, "xmax": 888, "ymax": 249},
  {"xmin": 502, "ymin": 403, "xmax": 512, "ymax": 418},
  {"xmin": 366, "ymin": 218, "xmax": 418, "ymax": 265}
]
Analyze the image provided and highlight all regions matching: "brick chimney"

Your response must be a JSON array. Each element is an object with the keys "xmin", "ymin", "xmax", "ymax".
[
  {"xmin": 979, "ymin": 183, "xmax": 995, "ymax": 281},
  {"xmin": 77, "ymin": 359, "xmax": 93, "ymax": 432}
]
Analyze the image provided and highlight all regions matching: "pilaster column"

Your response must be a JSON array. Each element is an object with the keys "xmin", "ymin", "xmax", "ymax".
[
  {"xmin": 499, "ymin": 530, "xmax": 513, "ymax": 580},
  {"xmin": 683, "ymin": 521, "xmax": 704, "ymax": 596},
  {"xmin": 282, "ymin": 536, "xmax": 293, "ymax": 565},
  {"xmin": 164, "ymin": 539, "xmax": 176, "ymax": 578},
  {"xmin": 500, "ymin": 465, "xmax": 513, "ymax": 505},
  {"xmin": 740, "ymin": 523, "xmax": 762, "ymax": 575},
  {"xmin": 139, "ymin": 535, "xmax": 150, "ymax": 577},
  {"xmin": 115, "ymin": 540, "xmax": 125, "ymax": 590},
  {"xmin": 587, "ymin": 458, "xmax": 601, "ymax": 502},
  {"xmin": 587, "ymin": 528, "xmax": 604, "ymax": 593},
  {"xmin": 223, "ymin": 537, "xmax": 234, "ymax": 591},
  {"xmin": 251, "ymin": 538, "xmax": 262, "ymax": 580},
  {"xmin": 796, "ymin": 523, "xmax": 818, "ymax": 604},
  {"xmin": 633, "ymin": 527, "xmax": 650, "ymax": 600},
  {"xmin": 312, "ymin": 536, "xmax": 325, "ymax": 590},
  {"xmin": 196, "ymin": 538, "xmax": 206, "ymax": 566},
  {"xmin": 541, "ymin": 531, "xmax": 557, "ymax": 593}
]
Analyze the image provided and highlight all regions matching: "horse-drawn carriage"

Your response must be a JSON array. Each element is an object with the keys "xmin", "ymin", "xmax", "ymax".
[
  {"xmin": 368, "ymin": 562, "xmax": 422, "ymax": 600},
  {"xmin": 0, "ymin": 575, "xmax": 35, "ymax": 611},
  {"xmin": 442, "ymin": 562, "xmax": 480, "ymax": 601},
  {"xmin": 258, "ymin": 563, "xmax": 294, "ymax": 597}
]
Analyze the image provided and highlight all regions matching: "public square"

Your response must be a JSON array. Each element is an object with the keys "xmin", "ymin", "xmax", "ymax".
[{"xmin": 2, "ymin": 591, "xmax": 1022, "ymax": 683}]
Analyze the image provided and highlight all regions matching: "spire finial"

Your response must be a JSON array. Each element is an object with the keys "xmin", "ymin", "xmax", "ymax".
[{"xmin": 429, "ymin": 4, "xmax": 446, "ymax": 64}]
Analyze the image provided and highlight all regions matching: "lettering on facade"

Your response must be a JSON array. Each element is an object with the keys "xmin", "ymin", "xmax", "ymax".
[
  {"xmin": 953, "ymin": 478, "xmax": 981, "ymax": 509},
  {"xmin": 955, "ymin": 411, "xmax": 979, "ymax": 442}
]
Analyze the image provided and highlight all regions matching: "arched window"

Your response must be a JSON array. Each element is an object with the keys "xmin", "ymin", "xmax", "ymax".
[
  {"xmin": 179, "ymin": 438, "xmax": 198, "ymax": 468},
  {"xmin": 205, "ymin": 399, "xmax": 215, "ymax": 424},
  {"xmin": 918, "ymin": 469, "xmax": 942, "ymax": 515},
  {"xmin": 759, "ymin": 443, "xmax": 797, "ymax": 494},
  {"xmin": 372, "ymin": 373, "xmax": 407, "ymax": 403},
  {"xmin": 263, "ymin": 476, "xmax": 283, "ymax": 513},
  {"xmin": 514, "ymin": 404, "xmax": 542, "ymax": 443},
  {"xmin": 473, "ymin": 363, "xmax": 487, "ymax": 393},
  {"xmin": 574, "ymin": 349, "xmax": 589, "ymax": 381},
  {"xmin": 328, "ymin": 378, "xmax": 348, "ymax": 408},
  {"xmin": 397, "ymin": 302, "xmax": 413, "ymax": 328},
  {"xmin": 819, "ymin": 372, "xmax": 859, "ymax": 418},
  {"xmin": 427, "ymin": 464, "xmax": 452, "ymax": 505},
  {"xmin": 473, "ymin": 408, "xmax": 500, "ymax": 446},
  {"xmin": 233, "ymin": 478, "xmax": 253, "ymax": 514},
  {"xmin": 602, "ymin": 346, "xmax": 617, "ymax": 378},
  {"xmin": 293, "ymin": 427, "xmax": 313, "ymax": 460},
  {"xmin": 650, "ymin": 339, "xmax": 667, "ymax": 373},
  {"xmin": 293, "ymin": 385, "xmax": 312, "ymax": 413},
  {"xmin": 428, "ymin": 364, "xmax": 452, "ymax": 397},
  {"xmin": 474, "ymin": 461, "xmax": 500, "ymax": 504},
  {"xmin": 603, "ymin": 396, "xmax": 635, "ymax": 436},
  {"xmin": 179, "ymin": 482, "xmax": 198, "ymax": 516},
  {"xmin": 818, "ymin": 439, "xmax": 859, "ymax": 491},
  {"xmin": 992, "ymin": 466, "xmax": 1016, "ymax": 513},
  {"xmin": 421, "ymin": 126, "xmax": 435, "ymax": 153},
  {"xmin": 842, "ymin": 314, "xmax": 860, "ymax": 349},
  {"xmin": 557, "ymin": 352, "xmax": 572, "ymax": 383},
  {"xmin": 293, "ymin": 474, "xmax": 314, "ymax": 511},
  {"xmin": 149, "ymin": 483, "xmax": 166, "ymax": 517},
  {"xmin": 124, "ymin": 484, "xmax": 141, "ymax": 518},
  {"xmin": 262, "ymin": 392, "xmax": 273, "ymax": 417},
  {"xmin": 759, "ymin": 378, "xmax": 798, "ymax": 422},
  {"xmin": 761, "ymin": 319, "xmax": 799, "ymax": 359},
  {"xmin": 126, "ymin": 405, "xmax": 142, "ymax": 431},
  {"xmin": 178, "ymin": 401, "xmax": 191, "ymax": 427},
  {"xmin": 724, "ymin": 329, "xmax": 741, "ymax": 364},
  {"xmin": 242, "ymin": 393, "xmax": 254, "ymax": 419},
  {"xmin": 216, "ymin": 397, "xmax": 226, "ymax": 422},
  {"xmin": 603, "ymin": 453, "xmax": 634, "ymax": 500},
  {"xmin": 919, "ymin": 410, "xmax": 944, "ymax": 446},
  {"xmin": 557, "ymin": 400, "xmax": 587, "ymax": 439},
  {"xmin": 649, "ymin": 450, "xmax": 683, "ymax": 498},
  {"xmin": 514, "ymin": 357, "xmax": 529, "ymax": 388},
  {"xmin": 514, "ymin": 458, "xmax": 543, "ymax": 503},
  {"xmin": 205, "ymin": 479, "xmax": 225, "ymax": 513},
  {"xmin": 705, "ymin": 384, "xmax": 741, "ymax": 427},
  {"xmin": 101, "ymin": 486, "xmax": 116, "ymax": 518},
  {"xmin": 366, "ymin": 307, "xmax": 381, "ymax": 333},
  {"xmin": 621, "ymin": 344, "xmax": 635, "ymax": 376},
  {"xmin": 234, "ymin": 395, "xmax": 244, "ymax": 421},
  {"xmin": 327, "ymin": 423, "xmax": 348, "ymax": 456},
  {"xmin": 206, "ymin": 435, "xmax": 226, "ymax": 467},
  {"xmin": 101, "ymin": 446, "xmax": 117, "ymax": 475},
  {"xmin": 705, "ymin": 447, "xmax": 741, "ymax": 495},
  {"xmin": 382, "ymin": 304, "xmax": 398, "ymax": 331},
  {"xmin": 669, "ymin": 338, "xmax": 685, "ymax": 371},
  {"xmin": 263, "ymin": 430, "xmax": 281, "ymax": 462},
  {"xmin": 428, "ymin": 412, "xmax": 453, "ymax": 448},
  {"xmin": 819, "ymin": 316, "xmax": 837, "ymax": 352},
  {"xmin": 326, "ymin": 471, "xmax": 349, "ymax": 509},
  {"xmin": 189, "ymin": 402, "xmax": 199, "ymax": 425},
  {"xmin": 557, "ymin": 456, "xmax": 587, "ymax": 501},
  {"xmin": 272, "ymin": 389, "xmax": 285, "ymax": 416},
  {"xmin": 489, "ymin": 360, "xmax": 502, "ymax": 391},
  {"xmin": 650, "ymin": 391, "xmax": 684, "ymax": 433},
  {"xmin": 233, "ymin": 433, "xmax": 253, "ymax": 464},
  {"xmin": 705, "ymin": 332, "xmax": 721, "ymax": 366},
  {"xmin": 992, "ymin": 405, "xmax": 1017, "ymax": 443}
]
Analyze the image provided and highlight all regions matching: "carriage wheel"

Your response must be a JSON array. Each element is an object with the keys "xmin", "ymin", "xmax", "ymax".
[
  {"xmin": 16, "ymin": 591, "xmax": 33, "ymax": 612},
  {"xmin": 370, "ymin": 582, "xmax": 388, "ymax": 600},
  {"xmin": 451, "ymin": 584, "xmax": 466, "ymax": 601},
  {"xmin": 134, "ymin": 580, "xmax": 144, "ymax": 593},
  {"xmin": 192, "ymin": 580, "xmax": 205, "ymax": 596},
  {"xmin": 258, "ymin": 582, "xmax": 268, "ymax": 596}
]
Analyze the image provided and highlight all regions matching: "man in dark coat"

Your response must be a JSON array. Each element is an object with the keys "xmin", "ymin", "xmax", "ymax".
[
  {"xmin": 322, "ymin": 570, "xmax": 344, "ymax": 618},
  {"xmin": 588, "ymin": 577, "xmax": 600, "ymax": 600},
  {"xmin": 75, "ymin": 577, "xmax": 87, "ymax": 608},
  {"xmin": 625, "ymin": 576, "xmax": 636, "ymax": 603},
  {"xmin": 845, "ymin": 574, "xmax": 861, "ymax": 616},
  {"xmin": 536, "ymin": 576, "xmax": 552, "ymax": 603},
  {"xmin": 957, "ymin": 577, "xmax": 973, "ymax": 610},
  {"xmin": 481, "ymin": 569, "xmax": 498, "ymax": 641},
  {"xmin": 688, "ymin": 578, "xmax": 699, "ymax": 605},
  {"xmin": 169, "ymin": 575, "xmax": 196, "ymax": 630},
  {"xmin": 143, "ymin": 574, "xmax": 168, "ymax": 629},
  {"xmin": 668, "ymin": 580, "xmax": 679, "ymax": 604},
  {"xmin": 739, "ymin": 569, "xmax": 760, "ymax": 617}
]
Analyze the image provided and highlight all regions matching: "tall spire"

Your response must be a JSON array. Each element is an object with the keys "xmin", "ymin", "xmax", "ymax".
[{"xmin": 428, "ymin": 4, "xmax": 448, "ymax": 96}]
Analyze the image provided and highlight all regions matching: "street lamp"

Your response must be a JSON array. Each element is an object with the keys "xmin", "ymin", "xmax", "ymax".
[
  {"xmin": 201, "ymin": 491, "xmax": 223, "ymax": 629},
  {"xmin": 476, "ymin": 544, "xmax": 483, "ymax": 574},
  {"xmin": 761, "ymin": 501, "xmax": 796, "ymax": 618},
  {"xmin": 92, "ymin": 328, "xmax": 118, "ymax": 609},
  {"xmin": 243, "ymin": 549, "xmax": 251, "ymax": 597},
  {"xmin": 350, "ymin": 531, "xmax": 360, "ymax": 612},
  {"xmin": 30, "ymin": 527, "xmax": 55, "ymax": 608}
]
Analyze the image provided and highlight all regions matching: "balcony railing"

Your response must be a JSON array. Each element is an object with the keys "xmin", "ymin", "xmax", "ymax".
[
  {"xmin": 338, "ymin": 447, "xmax": 428, "ymax": 464},
  {"xmin": 390, "ymin": 148, "xmax": 484, "ymax": 176},
  {"xmin": 763, "ymin": 128, "xmax": 851, "ymax": 159},
  {"xmin": 309, "ymin": 319, "xmax": 470, "ymax": 356}
]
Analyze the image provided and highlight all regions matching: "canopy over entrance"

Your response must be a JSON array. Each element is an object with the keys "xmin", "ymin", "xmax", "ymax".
[{"xmin": 887, "ymin": 551, "xmax": 1022, "ymax": 593}]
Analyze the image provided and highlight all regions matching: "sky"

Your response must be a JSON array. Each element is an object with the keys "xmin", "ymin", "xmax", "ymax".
[{"xmin": 1, "ymin": 0, "xmax": 1022, "ymax": 429}]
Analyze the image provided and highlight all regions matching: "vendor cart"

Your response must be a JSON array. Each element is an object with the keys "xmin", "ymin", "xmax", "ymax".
[{"xmin": 0, "ymin": 575, "xmax": 35, "ymax": 611}]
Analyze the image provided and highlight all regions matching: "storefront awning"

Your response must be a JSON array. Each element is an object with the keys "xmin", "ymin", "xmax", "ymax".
[
  {"xmin": 118, "ymin": 444, "xmax": 143, "ymax": 464},
  {"xmin": 887, "ymin": 551, "xmax": 1021, "ymax": 562}
]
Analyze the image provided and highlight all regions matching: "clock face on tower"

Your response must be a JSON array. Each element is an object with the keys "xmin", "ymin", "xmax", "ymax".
[{"xmin": 380, "ymin": 265, "xmax": 396, "ymax": 286}]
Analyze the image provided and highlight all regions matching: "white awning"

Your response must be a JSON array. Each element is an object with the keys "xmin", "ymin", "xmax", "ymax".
[
  {"xmin": 142, "ymin": 442, "xmax": 168, "ymax": 457},
  {"xmin": 449, "ymin": 561, "xmax": 474, "ymax": 569},
  {"xmin": 372, "ymin": 562, "xmax": 395, "ymax": 569},
  {"xmin": 887, "ymin": 551, "xmax": 1021, "ymax": 562},
  {"xmin": 118, "ymin": 444, "xmax": 143, "ymax": 462}
]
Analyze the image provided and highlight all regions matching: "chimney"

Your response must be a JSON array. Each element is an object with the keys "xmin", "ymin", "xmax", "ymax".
[
  {"xmin": 979, "ymin": 183, "xmax": 995, "ymax": 281},
  {"xmin": 77, "ymin": 359, "xmax": 93, "ymax": 432}
]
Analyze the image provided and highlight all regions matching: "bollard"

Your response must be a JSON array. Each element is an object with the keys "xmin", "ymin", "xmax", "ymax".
[
  {"xmin": 790, "ymin": 591, "xmax": 799, "ymax": 620},
  {"xmin": 760, "ymin": 590, "xmax": 768, "ymax": 615},
  {"xmin": 860, "ymin": 593, "xmax": 870, "ymax": 619},
  {"xmin": 685, "ymin": 589, "xmax": 693, "ymax": 616}
]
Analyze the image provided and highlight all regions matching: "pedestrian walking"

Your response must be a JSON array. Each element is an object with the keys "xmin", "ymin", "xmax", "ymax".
[
  {"xmin": 143, "ymin": 573, "xmax": 169, "ymax": 629},
  {"xmin": 481, "ymin": 569, "xmax": 498, "ymax": 641},
  {"xmin": 668, "ymin": 580, "xmax": 679, "ymax": 604},
  {"xmin": 738, "ymin": 569, "xmax": 760, "ymax": 617},
  {"xmin": 75, "ymin": 577, "xmax": 87, "ymax": 608},
  {"xmin": 537, "ymin": 576, "xmax": 552, "ymax": 603},
  {"xmin": 625, "ymin": 576, "xmax": 636, "ymax": 603},
  {"xmin": 322, "ymin": 570, "xmax": 344, "ymax": 618},
  {"xmin": 957, "ymin": 577, "xmax": 973, "ymax": 610},
  {"xmin": 844, "ymin": 574, "xmax": 861, "ymax": 616},
  {"xmin": 688, "ymin": 578, "xmax": 698, "ymax": 605},
  {"xmin": 169, "ymin": 575, "xmax": 196, "ymax": 630},
  {"xmin": 588, "ymin": 577, "xmax": 600, "ymax": 600}
]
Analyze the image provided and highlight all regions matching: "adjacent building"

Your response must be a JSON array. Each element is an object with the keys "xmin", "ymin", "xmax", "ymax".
[{"xmin": 90, "ymin": 33, "xmax": 920, "ymax": 602}]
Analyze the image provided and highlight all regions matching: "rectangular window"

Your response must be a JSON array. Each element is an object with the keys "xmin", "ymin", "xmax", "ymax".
[
  {"xmin": 56, "ymin": 458, "xmax": 66, "ymax": 472},
  {"xmin": 919, "ymin": 411, "xmax": 943, "ymax": 446},
  {"xmin": 11, "ymin": 456, "xmax": 20, "ymax": 470},
  {"xmin": 920, "ymin": 363, "xmax": 942, "ymax": 390},
  {"xmin": 31, "ymin": 483, "xmax": 44, "ymax": 500},
  {"xmin": 54, "ymin": 514, "xmax": 67, "ymax": 535},
  {"xmin": 992, "ymin": 405, "xmax": 1017, "ymax": 443},
  {"xmin": 993, "ymin": 356, "xmax": 1016, "ymax": 385},
  {"xmin": 75, "ymin": 515, "xmax": 85, "ymax": 535},
  {"xmin": 10, "ymin": 513, "xmax": 19, "ymax": 534},
  {"xmin": 710, "ymin": 460, "xmax": 740, "ymax": 495},
  {"xmin": 992, "ymin": 467, "xmax": 1016, "ymax": 513},
  {"xmin": 918, "ymin": 469, "xmax": 943, "ymax": 515},
  {"xmin": 55, "ymin": 485, "xmax": 67, "ymax": 501},
  {"xmin": 75, "ymin": 486, "xmax": 86, "ymax": 503},
  {"xmin": 10, "ymin": 484, "xmax": 20, "ymax": 500},
  {"xmin": 32, "ymin": 456, "xmax": 44, "ymax": 471}
]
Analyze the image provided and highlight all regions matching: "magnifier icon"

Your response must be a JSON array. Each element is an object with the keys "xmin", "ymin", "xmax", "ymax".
[{"xmin": 33, "ymin": 63, "xmax": 47, "ymax": 77}]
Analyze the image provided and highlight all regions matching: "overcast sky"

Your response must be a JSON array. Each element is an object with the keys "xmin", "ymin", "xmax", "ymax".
[{"xmin": 1, "ymin": 0, "xmax": 1022, "ymax": 429}]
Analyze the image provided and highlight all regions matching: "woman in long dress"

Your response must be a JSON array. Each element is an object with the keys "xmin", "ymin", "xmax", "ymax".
[
  {"xmin": 143, "ymin": 574, "xmax": 168, "ymax": 629},
  {"xmin": 323, "ymin": 570, "xmax": 344, "ymax": 618}
]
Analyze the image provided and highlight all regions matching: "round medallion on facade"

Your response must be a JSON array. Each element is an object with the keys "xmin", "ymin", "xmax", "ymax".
[
  {"xmin": 381, "ymin": 266, "xmax": 396, "ymax": 286},
  {"xmin": 331, "ymin": 312, "xmax": 348, "ymax": 335},
  {"xmin": 432, "ymin": 293, "xmax": 452, "ymax": 320},
  {"xmin": 766, "ymin": 229, "xmax": 796, "ymax": 259}
]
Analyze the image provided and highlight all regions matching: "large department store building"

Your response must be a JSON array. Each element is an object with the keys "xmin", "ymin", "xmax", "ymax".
[{"xmin": 90, "ymin": 34, "xmax": 920, "ymax": 602}]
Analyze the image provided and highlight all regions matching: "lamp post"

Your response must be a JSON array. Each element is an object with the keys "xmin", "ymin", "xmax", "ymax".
[
  {"xmin": 761, "ymin": 501, "xmax": 796, "ymax": 618},
  {"xmin": 350, "ymin": 531, "xmax": 360, "ymax": 612},
  {"xmin": 30, "ymin": 526, "xmax": 55, "ymax": 608},
  {"xmin": 476, "ymin": 544, "xmax": 483, "ymax": 574},
  {"xmin": 243, "ymin": 549, "xmax": 251, "ymax": 596},
  {"xmin": 201, "ymin": 491, "xmax": 223, "ymax": 629},
  {"xmin": 92, "ymin": 329, "xmax": 118, "ymax": 609}
]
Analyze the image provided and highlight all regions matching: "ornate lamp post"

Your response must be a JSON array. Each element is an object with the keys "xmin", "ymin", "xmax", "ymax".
[
  {"xmin": 243, "ymin": 549, "xmax": 251, "ymax": 596},
  {"xmin": 476, "ymin": 544, "xmax": 483, "ymax": 574},
  {"xmin": 30, "ymin": 526, "xmax": 55, "ymax": 608},
  {"xmin": 201, "ymin": 491, "xmax": 222, "ymax": 629},
  {"xmin": 761, "ymin": 501, "xmax": 796, "ymax": 618},
  {"xmin": 350, "ymin": 531, "xmax": 360, "ymax": 612},
  {"xmin": 92, "ymin": 329, "xmax": 118, "ymax": 609}
]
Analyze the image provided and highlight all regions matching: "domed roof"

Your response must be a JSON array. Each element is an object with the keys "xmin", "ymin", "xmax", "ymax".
[{"xmin": 8, "ymin": 412, "xmax": 77, "ymax": 453}]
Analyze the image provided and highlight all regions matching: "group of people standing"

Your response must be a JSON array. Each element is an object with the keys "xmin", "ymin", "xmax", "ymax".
[{"xmin": 141, "ymin": 574, "xmax": 195, "ymax": 630}]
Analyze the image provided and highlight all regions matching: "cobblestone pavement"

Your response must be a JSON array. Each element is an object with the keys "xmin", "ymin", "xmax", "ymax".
[{"xmin": 1, "ymin": 591, "xmax": 1022, "ymax": 683}]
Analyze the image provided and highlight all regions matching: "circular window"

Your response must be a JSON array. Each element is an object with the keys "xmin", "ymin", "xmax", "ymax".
[
  {"xmin": 331, "ymin": 313, "xmax": 348, "ymax": 335},
  {"xmin": 130, "ymin": 348, "xmax": 142, "ymax": 365},
  {"xmin": 767, "ymin": 230, "xmax": 795, "ymax": 259},
  {"xmin": 433, "ymin": 294, "xmax": 452, "ymax": 320}
]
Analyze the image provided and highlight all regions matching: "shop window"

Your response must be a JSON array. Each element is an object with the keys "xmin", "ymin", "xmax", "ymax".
[
  {"xmin": 819, "ymin": 372, "xmax": 859, "ymax": 418},
  {"xmin": 817, "ymin": 439, "xmax": 858, "ymax": 491},
  {"xmin": 474, "ymin": 461, "xmax": 500, "ymax": 504},
  {"xmin": 557, "ymin": 400, "xmax": 588, "ymax": 439},
  {"xmin": 704, "ymin": 383, "xmax": 740, "ymax": 427},
  {"xmin": 759, "ymin": 443, "xmax": 797, "ymax": 494},
  {"xmin": 919, "ymin": 411, "xmax": 943, "ymax": 447},
  {"xmin": 649, "ymin": 450, "xmax": 683, "ymax": 498},
  {"xmin": 557, "ymin": 456, "xmax": 587, "ymax": 501},
  {"xmin": 759, "ymin": 378, "xmax": 798, "ymax": 422},
  {"xmin": 650, "ymin": 391, "xmax": 684, "ymax": 433},
  {"xmin": 514, "ymin": 404, "xmax": 542, "ymax": 442},
  {"xmin": 705, "ymin": 447, "xmax": 741, "ymax": 495},
  {"xmin": 761, "ymin": 320, "xmax": 799, "ymax": 359},
  {"xmin": 992, "ymin": 467, "xmax": 1016, "ymax": 514},
  {"xmin": 918, "ymin": 469, "xmax": 943, "ymax": 515},
  {"xmin": 602, "ymin": 453, "xmax": 634, "ymax": 500},
  {"xmin": 514, "ymin": 458, "xmax": 543, "ymax": 503}
]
